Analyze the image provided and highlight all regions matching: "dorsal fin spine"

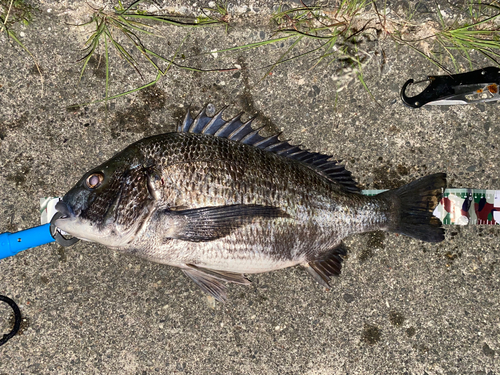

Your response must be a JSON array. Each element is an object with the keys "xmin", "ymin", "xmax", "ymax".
[
  {"xmin": 201, "ymin": 107, "xmax": 228, "ymax": 135},
  {"xmin": 189, "ymin": 107, "xmax": 210, "ymax": 133},
  {"xmin": 253, "ymin": 134, "xmax": 281, "ymax": 149},
  {"xmin": 180, "ymin": 110, "xmax": 194, "ymax": 132},
  {"xmin": 263, "ymin": 140, "xmax": 288, "ymax": 152},
  {"xmin": 240, "ymin": 126, "xmax": 265, "ymax": 145},
  {"xmin": 227, "ymin": 118, "xmax": 255, "ymax": 141},
  {"xmin": 214, "ymin": 114, "xmax": 243, "ymax": 137}
]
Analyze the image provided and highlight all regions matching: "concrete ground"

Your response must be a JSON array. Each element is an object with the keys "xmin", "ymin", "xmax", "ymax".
[{"xmin": 1, "ymin": 1, "xmax": 499, "ymax": 374}]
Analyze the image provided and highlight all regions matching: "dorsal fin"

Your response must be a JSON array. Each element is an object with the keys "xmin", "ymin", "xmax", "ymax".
[{"xmin": 177, "ymin": 104, "xmax": 359, "ymax": 192}]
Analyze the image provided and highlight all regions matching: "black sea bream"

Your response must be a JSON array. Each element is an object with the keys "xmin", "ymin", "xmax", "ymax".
[{"xmin": 53, "ymin": 105, "xmax": 446, "ymax": 301}]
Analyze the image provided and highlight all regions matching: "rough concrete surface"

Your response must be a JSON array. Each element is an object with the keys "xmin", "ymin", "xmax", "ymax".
[{"xmin": 1, "ymin": 0, "xmax": 499, "ymax": 374}]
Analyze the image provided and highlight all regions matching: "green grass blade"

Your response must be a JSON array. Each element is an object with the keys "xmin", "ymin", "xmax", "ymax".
[
  {"xmin": 204, "ymin": 35, "xmax": 297, "ymax": 55},
  {"xmin": 104, "ymin": 32, "xmax": 109, "ymax": 101},
  {"xmin": 260, "ymin": 35, "xmax": 304, "ymax": 79},
  {"xmin": 122, "ymin": 13, "xmax": 218, "ymax": 27}
]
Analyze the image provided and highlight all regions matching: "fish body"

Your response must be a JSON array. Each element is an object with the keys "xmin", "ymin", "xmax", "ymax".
[{"xmin": 54, "ymin": 106, "xmax": 446, "ymax": 301}]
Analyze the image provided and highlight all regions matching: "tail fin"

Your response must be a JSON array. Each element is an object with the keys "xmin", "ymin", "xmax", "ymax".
[{"xmin": 379, "ymin": 173, "xmax": 446, "ymax": 243}]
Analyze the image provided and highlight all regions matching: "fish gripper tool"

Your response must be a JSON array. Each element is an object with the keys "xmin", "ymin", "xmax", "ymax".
[{"xmin": 401, "ymin": 67, "xmax": 500, "ymax": 107}]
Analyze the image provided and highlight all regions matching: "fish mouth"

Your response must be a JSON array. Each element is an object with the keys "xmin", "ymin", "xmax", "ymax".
[
  {"xmin": 55, "ymin": 200, "xmax": 76, "ymax": 218},
  {"xmin": 50, "ymin": 200, "xmax": 80, "ymax": 247}
]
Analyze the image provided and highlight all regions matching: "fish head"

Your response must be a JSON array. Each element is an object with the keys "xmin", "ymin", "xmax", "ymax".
[{"xmin": 54, "ymin": 151, "xmax": 158, "ymax": 248}]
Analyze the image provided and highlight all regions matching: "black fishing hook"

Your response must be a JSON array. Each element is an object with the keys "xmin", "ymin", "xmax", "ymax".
[{"xmin": 0, "ymin": 295, "xmax": 21, "ymax": 346}]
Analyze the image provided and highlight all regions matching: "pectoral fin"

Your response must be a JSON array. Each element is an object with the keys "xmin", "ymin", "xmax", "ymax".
[
  {"xmin": 182, "ymin": 265, "xmax": 251, "ymax": 302},
  {"xmin": 303, "ymin": 243, "xmax": 348, "ymax": 288},
  {"xmin": 164, "ymin": 204, "xmax": 288, "ymax": 242}
]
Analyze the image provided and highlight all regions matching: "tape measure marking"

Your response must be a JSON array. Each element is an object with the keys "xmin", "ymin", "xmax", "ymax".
[{"xmin": 361, "ymin": 189, "xmax": 499, "ymax": 225}]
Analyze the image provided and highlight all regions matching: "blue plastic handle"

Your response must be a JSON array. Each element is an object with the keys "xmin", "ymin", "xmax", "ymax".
[{"xmin": 0, "ymin": 224, "xmax": 55, "ymax": 260}]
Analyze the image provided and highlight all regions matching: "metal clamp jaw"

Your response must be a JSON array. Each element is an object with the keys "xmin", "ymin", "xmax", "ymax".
[{"xmin": 50, "ymin": 212, "xmax": 80, "ymax": 247}]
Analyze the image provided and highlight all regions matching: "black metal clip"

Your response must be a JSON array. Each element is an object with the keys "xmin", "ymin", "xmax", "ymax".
[
  {"xmin": 401, "ymin": 67, "xmax": 500, "ymax": 108},
  {"xmin": 0, "ymin": 295, "xmax": 21, "ymax": 346}
]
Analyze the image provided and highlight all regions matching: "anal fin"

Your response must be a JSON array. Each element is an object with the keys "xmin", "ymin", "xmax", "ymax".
[
  {"xmin": 303, "ymin": 243, "xmax": 348, "ymax": 288},
  {"xmin": 182, "ymin": 264, "xmax": 251, "ymax": 302}
]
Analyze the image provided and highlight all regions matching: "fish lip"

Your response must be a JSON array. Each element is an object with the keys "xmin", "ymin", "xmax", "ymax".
[
  {"xmin": 50, "ymin": 202, "xmax": 81, "ymax": 246},
  {"xmin": 55, "ymin": 200, "xmax": 76, "ymax": 219},
  {"xmin": 53, "ymin": 200, "xmax": 79, "ymax": 237}
]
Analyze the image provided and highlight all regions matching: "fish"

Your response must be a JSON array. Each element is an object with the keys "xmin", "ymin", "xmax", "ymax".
[{"xmin": 53, "ymin": 105, "xmax": 446, "ymax": 302}]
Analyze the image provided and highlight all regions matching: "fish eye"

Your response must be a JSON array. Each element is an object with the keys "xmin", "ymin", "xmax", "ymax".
[{"xmin": 86, "ymin": 172, "xmax": 104, "ymax": 189}]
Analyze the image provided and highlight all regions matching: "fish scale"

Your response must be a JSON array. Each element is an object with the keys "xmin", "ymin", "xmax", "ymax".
[{"xmin": 53, "ymin": 105, "xmax": 446, "ymax": 301}]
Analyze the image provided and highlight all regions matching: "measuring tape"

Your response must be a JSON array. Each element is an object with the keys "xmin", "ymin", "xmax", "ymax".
[{"xmin": 362, "ymin": 189, "xmax": 500, "ymax": 225}]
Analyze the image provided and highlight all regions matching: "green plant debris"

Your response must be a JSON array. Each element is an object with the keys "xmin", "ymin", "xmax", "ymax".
[
  {"xmin": 197, "ymin": 0, "xmax": 229, "ymax": 31},
  {"xmin": 190, "ymin": 0, "xmax": 373, "ymax": 98},
  {"xmin": 0, "ymin": 0, "xmax": 34, "ymax": 30},
  {"xmin": 386, "ymin": 1, "xmax": 500, "ymax": 72},
  {"xmin": 435, "ymin": 10, "xmax": 500, "ymax": 69},
  {"xmin": 0, "ymin": 0, "xmax": 40, "ymax": 71},
  {"xmin": 76, "ymin": 0, "xmax": 233, "ymax": 104},
  {"xmin": 268, "ymin": 0, "xmax": 374, "ymax": 77},
  {"xmin": 204, "ymin": 0, "xmax": 376, "ymax": 97}
]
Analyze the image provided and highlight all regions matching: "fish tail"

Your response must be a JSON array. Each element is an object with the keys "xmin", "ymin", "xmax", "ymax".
[{"xmin": 379, "ymin": 173, "xmax": 446, "ymax": 243}]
